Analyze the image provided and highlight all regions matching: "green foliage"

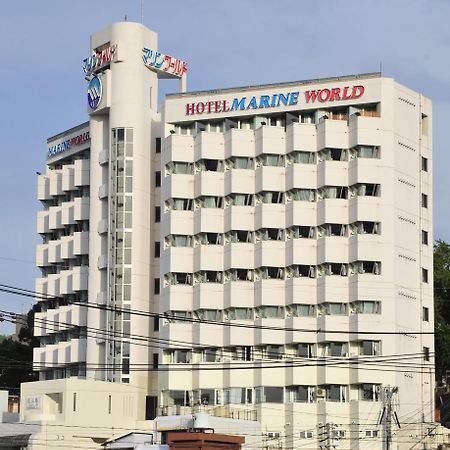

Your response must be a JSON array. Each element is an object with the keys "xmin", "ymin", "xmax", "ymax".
[
  {"xmin": 434, "ymin": 240, "xmax": 450, "ymax": 381},
  {"xmin": 0, "ymin": 338, "xmax": 37, "ymax": 391}
]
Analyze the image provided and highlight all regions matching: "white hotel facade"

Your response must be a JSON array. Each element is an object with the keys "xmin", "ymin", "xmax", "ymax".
[{"xmin": 23, "ymin": 21, "xmax": 435, "ymax": 449}]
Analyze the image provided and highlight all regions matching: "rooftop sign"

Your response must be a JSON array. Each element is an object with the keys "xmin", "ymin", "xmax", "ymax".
[
  {"xmin": 47, "ymin": 130, "xmax": 90, "ymax": 159},
  {"xmin": 83, "ymin": 44, "xmax": 117, "ymax": 75},
  {"xmin": 142, "ymin": 48, "xmax": 187, "ymax": 78},
  {"xmin": 184, "ymin": 85, "xmax": 365, "ymax": 116}
]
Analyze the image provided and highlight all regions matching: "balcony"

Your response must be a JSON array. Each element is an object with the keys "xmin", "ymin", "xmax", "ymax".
[
  {"xmin": 255, "ymin": 125, "xmax": 285, "ymax": 154},
  {"xmin": 317, "ymin": 117, "xmax": 349, "ymax": 149},
  {"xmin": 74, "ymin": 158, "xmax": 90, "ymax": 186},
  {"xmin": 98, "ymin": 149, "xmax": 109, "ymax": 165},
  {"xmin": 224, "ymin": 128, "xmax": 255, "ymax": 158},
  {"xmin": 286, "ymin": 121, "xmax": 317, "ymax": 151},
  {"xmin": 69, "ymin": 338, "xmax": 87, "ymax": 363},
  {"xmin": 72, "ymin": 266, "xmax": 88, "ymax": 291},
  {"xmin": 348, "ymin": 114, "xmax": 382, "ymax": 148},
  {"xmin": 74, "ymin": 197, "xmax": 89, "ymax": 221},
  {"xmin": 97, "ymin": 254, "xmax": 108, "ymax": 270},
  {"xmin": 48, "ymin": 206, "xmax": 63, "ymax": 230},
  {"xmin": 61, "ymin": 201, "xmax": 75, "ymax": 225},
  {"xmin": 37, "ymin": 175, "xmax": 50, "ymax": 201},
  {"xmin": 62, "ymin": 166, "xmax": 75, "ymax": 191},
  {"xmin": 49, "ymin": 171, "xmax": 63, "ymax": 197},
  {"xmin": 37, "ymin": 211, "xmax": 50, "ymax": 234},
  {"xmin": 36, "ymin": 244, "xmax": 49, "ymax": 267},
  {"xmin": 48, "ymin": 241, "xmax": 62, "ymax": 264},
  {"xmin": 98, "ymin": 183, "xmax": 108, "ymax": 199},
  {"xmin": 97, "ymin": 218, "xmax": 108, "ymax": 234},
  {"xmin": 73, "ymin": 231, "xmax": 89, "ymax": 255}
]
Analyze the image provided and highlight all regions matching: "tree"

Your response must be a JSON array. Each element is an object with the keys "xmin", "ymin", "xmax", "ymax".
[{"xmin": 434, "ymin": 240, "xmax": 450, "ymax": 382}]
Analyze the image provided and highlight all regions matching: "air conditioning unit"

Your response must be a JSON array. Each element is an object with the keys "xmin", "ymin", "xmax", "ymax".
[
  {"xmin": 267, "ymin": 432, "xmax": 280, "ymax": 439},
  {"xmin": 316, "ymin": 388, "xmax": 326, "ymax": 398}
]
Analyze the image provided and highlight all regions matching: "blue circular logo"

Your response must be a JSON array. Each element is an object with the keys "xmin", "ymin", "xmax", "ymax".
[{"xmin": 87, "ymin": 76, "xmax": 102, "ymax": 109}]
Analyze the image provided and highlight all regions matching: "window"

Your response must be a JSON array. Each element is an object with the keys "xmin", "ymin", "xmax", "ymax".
[
  {"xmin": 360, "ymin": 340, "xmax": 381, "ymax": 356},
  {"xmin": 423, "ymin": 307, "xmax": 429, "ymax": 322},
  {"xmin": 199, "ymin": 348, "xmax": 222, "ymax": 363},
  {"xmin": 287, "ymin": 188, "xmax": 316, "ymax": 202},
  {"xmin": 195, "ymin": 232, "xmax": 223, "ymax": 245},
  {"xmin": 255, "ymin": 228, "xmax": 284, "ymax": 241},
  {"xmin": 422, "ymin": 268, "xmax": 429, "ymax": 283},
  {"xmin": 424, "ymin": 346, "xmax": 430, "ymax": 361},
  {"xmin": 320, "ymin": 302, "xmax": 348, "ymax": 315},
  {"xmin": 255, "ymin": 387, "xmax": 284, "ymax": 403},
  {"xmin": 226, "ymin": 193, "xmax": 254, "ymax": 206},
  {"xmin": 225, "ymin": 230, "xmax": 253, "ymax": 243},
  {"xmin": 224, "ymin": 388, "xmax": 252, "ymax": 405},
  {"xmin": 351, "ymin": 261, "xmax": 381, "ymax": 275},
  {"xmin": 299, "ymin": 431, "xmax": 314, "ymax": 439},
  {"xmin": 296, "ymin": 343, "xmax": 315, "ymax": 358},
  {"xmin": 320, "ymin": 186, "xmax": 348, "ymax": 200},
  {"xmin": 196, "ymin": 159, "xmax": 224, "ymax": 172},
  {"xmin": 165, "ymin": 311, "xmax": 192, "ymax": 323},
  {"xmin": 323, "ymin": 342, "xmax": 348, "ymax": 357},
  {"xmin": 365, "ymin": 430, "xmax": 379, "ymax": 438},
  {"xmin": 319, "ymin": 223, "xmax": 348, "ymax": 237},
  {"xmin": 155, "ymin": 206, "xmax": 161, "ymax": 222},
  {"xmin": 229, "ymin": 346, "xmax": 252, "ymax": 361},
  {"xmin": 359, "ymin": 384, "xmax": 381, "ymax": 402},
  {"xmin": 166, "ymin": 349, "xmax": 191, "ymax": 364},
  {"xmin": 195, "ymin": 309, "xmax": 223, "ymax": 321},
  {"xmin": 155, "ymin": 171, "xmax": 161, "ymax": 187},
  {"xmin": 165, "ymin": 161, "xmax": 194, "ymax": 175},
  {"xmin": 256, "ymin": 345, "xmax": 283, "ymax": 360},
  {"xmin": 287, "ymin": 225, "xmax": 316, "ymax": 239},
  {"xmin": 255, "ymin": 267, "xmax": 285, "ymax": 280},
  {"xmin": 422, "ymin": 230, "xmax": 429, "ymax": 245},
  {"xmin": 165, "ymin": 272, "xmax": 193, "ymax": 286},
  {"xmin": 153, "ymin": 354, "xmax": 159, "ymax": 369},
  {"xmin": 318, "ymin": 263, "xmax": 348, "ymax": 277},
  {"xmin": 422, "ymin": 193, "xmax": 428, "ymax": 208},
  {"xmin": 350, "ymin": 221, "xmax": 381, "ymax": 235},
  {"xmin": 155, "ymin": 137, "xmax": 161, "ymax": 154},
  {"xmin": 154, "ymin": 241, "xmax": 160, "ymax": 258},
  {"xmin": 73, "ymin": 392, "xmax": 77, "ymax": 412},
  {"xmin": 165, "ymin": 234, "xmax": 193, "ymax": 247},
  {"xmin": 225, "ymin": 308, "xmax": 253, "ymax": 320},
  {"xmin": 288, "ymin": 151, "xmax": 316, "ymax": 164},
  {"xmin": 351, "ymin": 301, "xmax": 381, "ymax": 314},
  {"xmin": 255, "ymin": 306, "xmax": 285, "ymax": 319},
  {"xmin": 352, "ymin": 183, "xmax": 381, "ymax": 197},
  {"xmin": 227, "ymin": 156, "xmax": 254, "ymax": 170},
  {"xmin": 287, "ymin": 385, "xmax": 315, "ymax": 403},
  {"xmin": 352, "ymin": 145, "xmax": 380, "ymax": 159},
  {"xmin": 225, "ymin": 268, "xmax": 254, "ymax": 281},
  {"xmin": 286, "ymin": 264, "xmax": 316, "ymax": 278},
  {"xmin": 154, "ymin": 278, "xmax": 160, "ymax": 295},
  {"xmin": 287, "ymin": 304, "xmax": 316, "ymax": 317},
  {"xmin": 318, "ymin": 148, "xmax": 347, "ymax": 161},
  {"xmin": 196, "ymin": 196, "xmax": 223, "ymax": 208},
  {"xmin": 421, "ymin": 156, "xmax": 428, "ymax": 172},
  {"xmin": 327, "ymin": 385, "xmax": 347, "ymax": 402},
  {"xmin": 194, "ymin": 271, "xmax": 223, "ymax": 284},
  {"xmin": 166, "ymin": 198, "xmax": 194, "ymax": 211},
  {"xmin": 162, "ymin": 390, "xmax": 190, "ymax": 407},
  {"xmin": 153, "ymin": 315, "xmax": 159, "ymax": 331},
  {"xmin": 257, "ymin": 191, "xmax": 284, "ymax": 204},
  {"xmin": 257, "ymin": 154, "xmax": 285, "ymax": 167}
]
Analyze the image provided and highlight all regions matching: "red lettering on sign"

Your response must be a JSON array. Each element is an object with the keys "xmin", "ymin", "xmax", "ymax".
[
  {"xmin": 352, "ymin": 85, "xmax": 365, "ymax": 99},
  {"xmin": 318, "ymin": 89, "xmax": 331, "ymax": 102},
  {"xmin": 196, "ymin": 102, "xmax": 205, "ymax": 114},
  {"xmin": 186, "ymin": 103, "xmax": 195, "ymax": 115},
  {"xmin": 329, "ymin": 88, "xmax": 341, "ymax": 101},
  {"xmin": 305, "ymin": 90, "xmax": 319, "ymax": 103},
  {"xmin": 342, "ymin": 87, "xmax": 352, "ymax": 100}
]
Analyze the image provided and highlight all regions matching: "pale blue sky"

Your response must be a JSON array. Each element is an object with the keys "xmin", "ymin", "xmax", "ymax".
[{"xmin": 0, "ymin": 0, "xmax": 449, "ymax": 333}]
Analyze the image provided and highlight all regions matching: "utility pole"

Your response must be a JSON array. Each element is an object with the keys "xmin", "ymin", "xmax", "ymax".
[
  {"xmin": 379, "ymin": 386, "xmax": 400, "ymax": 450},
  {"xmin": 318, "ymin": 422, "xmax": 339, "ymax": 449}
]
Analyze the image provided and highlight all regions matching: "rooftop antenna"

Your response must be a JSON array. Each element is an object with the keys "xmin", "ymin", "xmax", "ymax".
[
  {"xmin": 124, "ymin": 14, "xmax": 128, "ymax": 21},
  {"xmin": 141, "ymin": 0, "xmax": 144, "ymax": 24},
  {"xmin": 380, "ymin": 60, "xmax": 383, "ymax": 75}
]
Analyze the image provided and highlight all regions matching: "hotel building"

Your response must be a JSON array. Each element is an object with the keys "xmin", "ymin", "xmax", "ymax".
[{"xmin": 24, "ymin": 21, "xmax": 434, "ymax": 449}]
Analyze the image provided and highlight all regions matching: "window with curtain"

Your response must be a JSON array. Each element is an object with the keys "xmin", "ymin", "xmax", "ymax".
[
  {"xmin": 288, "ymin": 151, "xmax": 316, "ymax": 164},
  {"xmin": 351, "ymin": 301, "xmax": 381, "ymax": 314},
  {"xmin": 287, "ymin": 304, "xmax": 316, "ymax": 317},
  {"xmin": 288, "ymin": 188, "xmax": 316, "ymax": 202},
  {"xmin": 257, "ymin": 154, "xmax": 285, "ymax": 167},
  {"xmin": 227, "ymin": 156, "xmax": 254, "ymax": 169}
]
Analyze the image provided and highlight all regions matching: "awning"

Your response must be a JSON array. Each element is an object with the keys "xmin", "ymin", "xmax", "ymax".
[{"xmin": 0, "ymin": 433, "xmax": 31, "ymax": 448}]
